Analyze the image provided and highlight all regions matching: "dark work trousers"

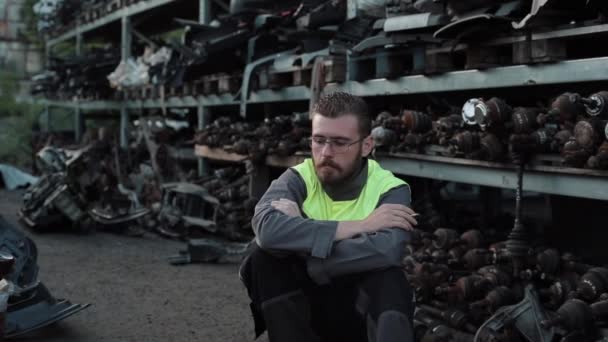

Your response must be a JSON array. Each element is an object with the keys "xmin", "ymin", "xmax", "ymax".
[{"xmin": 239, "ymin": 246, "xmax": 415, "ymax": 342}]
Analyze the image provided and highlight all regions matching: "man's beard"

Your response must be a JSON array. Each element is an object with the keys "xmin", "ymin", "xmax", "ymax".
[{"xmin": 314, "ymin": 157, "xmax": 362, "ymax": 187}]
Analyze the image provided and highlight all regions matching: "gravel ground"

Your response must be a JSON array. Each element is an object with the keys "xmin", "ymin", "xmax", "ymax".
[{"xmin": 0, "ymin": 189, "xmax": 267, "ymax": 342}]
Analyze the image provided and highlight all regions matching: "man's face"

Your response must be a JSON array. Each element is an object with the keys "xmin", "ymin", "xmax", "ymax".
[{"xmin": 311, "ymin": 114, "xmax": 373, "ymax": 186}]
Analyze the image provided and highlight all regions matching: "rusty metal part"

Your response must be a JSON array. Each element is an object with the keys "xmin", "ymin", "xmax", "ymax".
[
  {"xmin": 421, "ymin": 324, "xmax": 475, "ymax": 342},
  {"xmin": 536, "ymin": 248, "xmax": 561, "ymax": 278},
  {"xmin": 447, "ymin": 245, "xmax": 468, "ymax": 266},
  {"xmin": 587, "ymin": 141, "xmax": 608, "ymax": 169},
  {"xmin": 573, "ymin": 120, "xmax": 601, "ymax": 152},
  {"xmin": 512, "ymin": 107, "xmax": 540, "ymax": 134},
  {"xmin": 475, "ymin": 285, "xmax": 555, "ymax": 342},
  {"xmin": 509, "ymin": 128, "xmax": 554, "ymax": 155},
  {"xmin": 436, "ymin": 114, "xmax": 464, "ymax": 134},
  {"xmin": 420, "ymin": 304, "xmax": 477, "ymax": 334},
  {"xmin": 561, "ymin": 253, "xmax": 592, "ymax": 275},
  {"xmin": 469, "ymin": 133, "xmax": 504, "ymax": 161},
  {"xmin": 540, "ymin": 272, "xmax": 580, "ymax": 309},
  {"xmin": 435, "ymin": 275, "xmax": 491, "ymax": 304},
  {"xmin": 551, "ymin": 129, "xmax": 573, "ymax": 152},
  {"xmin": 575, "ymin": 267, "xmax": 608, "ymax": 302},
  {"xmin": 462, "ymin": 98, "xmax": 512, "ymax": 130},
  {"xmin": 449, "ymin": 131, "xmax": 481, "ymax": 155},
  {"xmin": 541, "ymin": 299, "xmax": 595, "ymax": 333},
  {"xmin": 402, "ymin": 110, "xmax": 433, "ymax": 133},
  {"xmin": 561, "ymin": 139, "xmax": 591, "ymax": 168},
  {"xmin": 371, "ymin": 126, "xmax": 398, "ymax": 149},
  {"xmin": 471, "ymin": 286, "xmax": 518, "ymax": 315},
  {"xmin": 477, "ymin": 266, "xmax": 513, "ymax": 288},
  {"xmin": 582, "ymin": 91, "xmax": 608, "ymax": 118},
  {"xmin": 158, "ymin": 182, "xmax": 220, "ymax": 238},
  {"xmin": 549, "ymin": 92, "xmax": 585, "ymax": 123},
  {"xmin": 463, "ymin": 249, "xmax": 494, "ymax": 271},
  {"xmin": 169, "ymin": 238, "xmax": 251, "ymax": 264},
  {"xmin": 433, "ymin": 228, "xmax": 460, "ymax": 250}
]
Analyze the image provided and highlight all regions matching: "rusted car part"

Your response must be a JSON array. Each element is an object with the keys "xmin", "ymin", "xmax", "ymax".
[
  {"xmin": 0, "ymin": 216, "xmax": 90, "ymax": 337},
  {"xmin": 20, "ymin": 173, "xmax": 91, "ymax": 230},
  {"xmin": 156, "ymin": 183, "xmax": 220, "ymax": 238},
  {"xmin": 168, "ymin": 238, "xmax": 251, "ymax": 264}
]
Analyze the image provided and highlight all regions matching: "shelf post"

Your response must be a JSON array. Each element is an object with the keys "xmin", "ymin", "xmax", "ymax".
[
  {"xmin": 76, "ymin": 31, "xmax": 83, "ymax": 56},
  {"xmin": 199, "ymin": 0, "xmax": 212, "ymax": 24},
  {"xmin": 74, "ymin": 104, "xmax": 84, "ymax": 142},
  {"xmin": 121, "ymin": 16, "xmax": 132, "ymax": 61},
  {"xmin": 44, "ymin": 106, "xmax": 51, "ymax": 132},
  {"xmin": 347, "ymin": 0, "xmax": 357, "ymax": 19},
  {"xmin": 197, "ymin": 103, "xmax": 209, "ymax": 176},
  {"xmin": 120, "ymin": 106, "xmax": 129, "ymax": 148}
]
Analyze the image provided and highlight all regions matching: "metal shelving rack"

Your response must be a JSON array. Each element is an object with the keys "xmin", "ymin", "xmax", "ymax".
[{"xmin": 40, "ymin": 1, "xmax": 608, "ymax": 201}]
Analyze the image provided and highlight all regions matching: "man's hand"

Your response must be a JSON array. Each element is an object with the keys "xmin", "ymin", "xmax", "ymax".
[
  {"xmin": 271, "ymin": 198, "xmax": 302, "ymax": 217},
  {"xmin": 362, "ymin": 204, "xmax": 417, "ymax": 233},
  {"xmin": 335, "ymin": 204, "xmax": 417, "ymax": 241}
]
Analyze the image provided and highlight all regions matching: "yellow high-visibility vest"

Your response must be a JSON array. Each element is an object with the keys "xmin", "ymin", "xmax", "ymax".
[{"xmin": 292, "ymin": 159, "xmax": 407, "ymax": 221}]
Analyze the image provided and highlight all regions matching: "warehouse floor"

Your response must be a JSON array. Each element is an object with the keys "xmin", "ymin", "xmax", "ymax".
[{"xmin": 0, "ymin": 189, "xmax": 268, "ymax": 342}]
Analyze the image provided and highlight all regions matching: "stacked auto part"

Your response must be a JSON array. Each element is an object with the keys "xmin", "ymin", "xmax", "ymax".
[
  {"xmin": 194, "ymin": 112, "xmax": 311, "ymax": 163},
  {"xmin": 368, "ymin": 91, "xmax": 608, "ymax": 169},
  {"xmin": 31, "ymin": 47, "xmax": 120, "ymax": 100},
  {"xmin": 405, "ymin": 224, "xmax": 608, "ymax": 342}
]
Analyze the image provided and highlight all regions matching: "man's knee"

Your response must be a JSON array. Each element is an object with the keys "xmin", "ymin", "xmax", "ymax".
[
  {"xmin": 241, "ymin": 246, "xmax": 307, "ymax": 302},
  {"xmin": 356, "ymin": 268, "xmax": 414, "ymax": 320}
]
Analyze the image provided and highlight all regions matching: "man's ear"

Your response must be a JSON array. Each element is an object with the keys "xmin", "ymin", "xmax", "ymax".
[{"xmin": 362, "ymin": 135, "xmax": 374, "ymax": 157}]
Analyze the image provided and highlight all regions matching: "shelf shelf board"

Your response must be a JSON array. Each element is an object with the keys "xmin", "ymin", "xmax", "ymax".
[
  {"xmin": 47, "ymin": 0, "xmax": 177, "ymax": 47},
  {"xmin": 194, "ymin": 145, "xmax": 248, "ymax": 163},
  {"xmin": 325, "ymin": 57, "xmax": 608, "ymax": 96},
  {"xmin": 378, "ymin": 152, "xmax": 608, "ymax": 201},
  {"xmin": 194, "ymin": 145, "xmax": 608, "ymax": 200},
  {"xmin": 194, "ymin": 145, "xmax": 308, "ymax": 167}
]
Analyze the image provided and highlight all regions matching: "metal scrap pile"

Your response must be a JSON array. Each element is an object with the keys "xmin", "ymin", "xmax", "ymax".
[
  {"xmin": 194, "ymin": 112, "xmax": 311, "ymax": 162},
  {"xmin": 20, "ymin": 116, "xmax": 258, "ymax": 245},
  {"xmin": 20, "ymin": 138, "xmax": 151, "ymax": 234},
  {"xmin": 343, "ymin": 0, "xmax": 608, "ymax": 80},
  {"xmin": 30, "ymin": 0, "xmax": 608, "ymax": 100},
  {"xmin": 30, "ymin": 47, "xmax": 120, "ymax": 100},
  {"xmin": 370, "ymin": 91, "xmax": 608, "ymax": 169},
  {"xmin": 32, "ymin": 0, "xmax": 83, "ymax": 34},
  {"xmin": 31, "ymin": 0, "xmax": 347, "ymax": 100},
  {"xmin": 405, "ymin": 224, "xmax": 608, "ymax": 342}
]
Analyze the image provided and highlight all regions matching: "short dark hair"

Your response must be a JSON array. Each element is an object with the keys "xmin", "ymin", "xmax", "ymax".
[{"xmin": 311, "ymin": 92, "xmax": 371, "ymax": 136}]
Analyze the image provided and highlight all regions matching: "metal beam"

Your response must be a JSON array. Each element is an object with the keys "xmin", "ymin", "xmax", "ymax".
[{"xmin": 325, "ymin": 57, "xmax": 608, "ymax": 96}]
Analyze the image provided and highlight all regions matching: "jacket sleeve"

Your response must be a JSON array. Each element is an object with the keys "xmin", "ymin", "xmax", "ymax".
[
  {"xmin": 252, "ymin": 169, "xmax": 338, "ymax": 259},
  {"xmin": 306, "ymin": 184, "xmax": 412, "ymax": 284}
]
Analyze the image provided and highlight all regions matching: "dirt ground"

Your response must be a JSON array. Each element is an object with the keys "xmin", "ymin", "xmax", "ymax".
[{"xmin": 0, "ymin": 189, "xmax": 268, "ymax": 342}]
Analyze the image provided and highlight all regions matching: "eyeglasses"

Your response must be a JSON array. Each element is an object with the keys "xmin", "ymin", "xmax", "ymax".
[{"xmin": 309, "ymin": 136, "xmax": 366, "ymax": 154}]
